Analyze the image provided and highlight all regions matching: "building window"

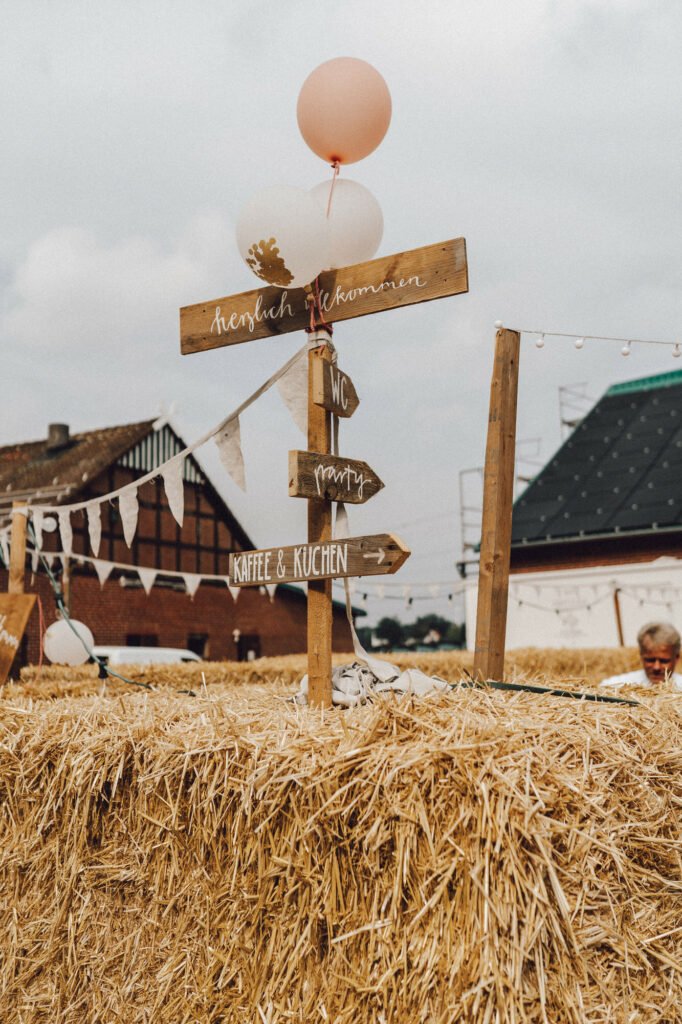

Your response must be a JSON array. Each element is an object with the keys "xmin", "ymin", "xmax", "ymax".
[
  {"xmin": 187, "ymin": 633, "xmax": 209, "ymax": 658},
  {"xmin": 237, "ymin": 634, "xmax": 261, "ymax": 662},
  {"xmin": 126, "ymin": 634, "xmax": 158, "ymax": 647}
]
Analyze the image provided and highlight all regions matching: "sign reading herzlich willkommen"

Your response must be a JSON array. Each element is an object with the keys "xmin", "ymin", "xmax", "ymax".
[{"xmin": 180, "ymin": 238, "xmax": 467, "ymax": 354}]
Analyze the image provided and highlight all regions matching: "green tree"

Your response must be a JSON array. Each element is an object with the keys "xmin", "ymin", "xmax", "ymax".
[
  {"xmin": 374, "ymin": 616, "xmax": 405, "ymax": 648},
  {"xmin": 406, "ymin": 614, "xmax": 452, "ymax": 643}
]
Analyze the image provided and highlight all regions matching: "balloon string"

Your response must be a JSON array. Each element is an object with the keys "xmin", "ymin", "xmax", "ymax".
[
  {"xmin": 314, "ymin": 277, "xmax": 330, "ymax": 330},
  {"xmin": 326, "ymin": 161, "xmax": 340, "ymax": 218}
]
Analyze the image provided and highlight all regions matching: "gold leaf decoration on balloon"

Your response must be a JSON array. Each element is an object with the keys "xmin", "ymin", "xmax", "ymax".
[{"xmin": 246, "ymin": 238, "xmax": 294, "ymax": 287}]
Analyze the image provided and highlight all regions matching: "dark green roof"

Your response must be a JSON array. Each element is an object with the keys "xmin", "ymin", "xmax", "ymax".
[{"xmin": 512, "ymin": 369, "xmax": 682, "ymax": 546}]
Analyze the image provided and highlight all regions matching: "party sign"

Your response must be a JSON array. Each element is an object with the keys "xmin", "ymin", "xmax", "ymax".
[
  {"xmin": 289, "ymin": 451, "xmax": 383, "ymax": 504},
  {"xmin": 0, "ymin": 594, "xmax": 35, "ymax": 684},
  {"xmin": 180, "ymin": 238, "xmax": 468, "ymax": 354}
]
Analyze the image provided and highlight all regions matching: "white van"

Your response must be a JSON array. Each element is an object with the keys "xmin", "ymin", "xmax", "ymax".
[{"xmin": 93, "ymin": 646, "xmax": 202, "ymax": 666}]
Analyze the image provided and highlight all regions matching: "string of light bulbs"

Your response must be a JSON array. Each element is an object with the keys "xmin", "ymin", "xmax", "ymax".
[{"xmin": 495, "ymin": 322, "xmax": 682, "ymax": 358}]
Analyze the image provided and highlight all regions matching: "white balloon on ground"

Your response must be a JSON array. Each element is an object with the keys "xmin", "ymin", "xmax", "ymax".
[
  {"xmin": 43, "ymin": 618, "xmax": 94, "ymax": 666},
  {"xmin": 309, "ymin": 178, "xmax": 383, "ymax": 270},
  {"xmin": 236, "ymin": 185, "xmax": 329, "ymax": 289}
]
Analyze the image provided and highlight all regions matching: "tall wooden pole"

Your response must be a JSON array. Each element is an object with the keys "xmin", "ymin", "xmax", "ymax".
[
  {"xmin": 473, "ymin": 329, "xmax": 521, "ymax": 681},
  {"xmin": 8, "ymin": 501, "xmax": 27, "ymax": 595},
  {"xmin": 307, "ymin": 334, "xmax": 334, "ymax": 707}
]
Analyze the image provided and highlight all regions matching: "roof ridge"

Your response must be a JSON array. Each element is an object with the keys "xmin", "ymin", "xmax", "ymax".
[{"xmin": 607, "ymin": 368, "xmax": 682, "ymax": 396}]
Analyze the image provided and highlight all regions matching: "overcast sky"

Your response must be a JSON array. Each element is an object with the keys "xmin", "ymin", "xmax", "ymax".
[{"xmin": 1, "ymin": 1, "xmax": 681, "ymax": 627}]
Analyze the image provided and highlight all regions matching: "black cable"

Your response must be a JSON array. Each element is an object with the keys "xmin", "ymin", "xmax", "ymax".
[
  {"xmin": 458, "ymin": 669, "xmax": 639, "ymax": 707},
  {"xmin": 27, "ymin": 523, "xmax": 155, "ymax": 693}
]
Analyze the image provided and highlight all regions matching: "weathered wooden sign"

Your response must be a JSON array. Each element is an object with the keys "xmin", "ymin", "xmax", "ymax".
[
  {"xmin": 289, "ymin": 451, "xmax": 383, "ymax": 504},
  {"xmin": 229, "ymin": 534, "xmax": 410, "ymax": 587},
  {"xmin": 0, "ymin": 594, "xmax": 35, "ymax": 685},
  {"xmin": 180, "ymin": 238, "xmax": 468, "ymax": 354},
  {"xmin": 312, "ymin": 360, "xmax": 359, "ymax": 418}
]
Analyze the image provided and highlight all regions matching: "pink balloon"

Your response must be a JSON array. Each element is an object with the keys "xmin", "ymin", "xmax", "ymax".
[{"xmin": 297, "ymin": 57, "xmax": 391, "ymax": 165}]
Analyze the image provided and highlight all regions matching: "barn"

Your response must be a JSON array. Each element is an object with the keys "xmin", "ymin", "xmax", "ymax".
[
  {"xmin": 464, "ymin": 367, "xmax": 682, "ymax": 648},
  {"xmin": 0, "ymin": 419, "xmax": 356, "ymax": 673}
]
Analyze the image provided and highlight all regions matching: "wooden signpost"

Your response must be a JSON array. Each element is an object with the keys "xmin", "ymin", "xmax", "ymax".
[
  {"xmin": 289, "ymin": 451, "xmax": 383, "ymax": 504},
  {"xmin": 180, "ymin": 238, "xmax": 468, "ymax": 354},
  {"xmin": 181, "ymin": 237, "xmax": 469, "ymax": 706},
  {"xmin": 0, "ymin": 594, "xmax": 35, "ymax": 684},
  {"xmin": 229, "ymin": 534, "xmax": 409, "ymax": 586},
  {"xmin": 311, "ymin": 360, "xmax": 359, "ymax": 418}
]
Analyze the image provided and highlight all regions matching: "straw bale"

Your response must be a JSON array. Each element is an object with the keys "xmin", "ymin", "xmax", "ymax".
[{"xmin": 1, "ymin": 678, "xmax": 681, "ymax": 1022}]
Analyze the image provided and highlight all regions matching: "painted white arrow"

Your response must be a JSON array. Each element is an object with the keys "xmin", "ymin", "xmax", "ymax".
[{"xmin": 363, "ymin": 548, "xmax": 385, "ymax": 565}]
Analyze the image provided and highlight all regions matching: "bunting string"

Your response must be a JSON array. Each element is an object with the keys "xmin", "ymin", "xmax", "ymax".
[{"xmin": 16, "ymin": 341, "xmax": 309, "ymax": 518}]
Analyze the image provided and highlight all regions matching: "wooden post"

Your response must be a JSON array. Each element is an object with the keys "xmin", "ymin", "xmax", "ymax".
[
  {"xmin": 307, "ymin": 334, "xmax": 334, "ymax": 707},
  {"xmin": 8, "ymin": 502, "xmax": 27, "ymax": 595},
  {"xmin": 613, "ymin": 587, "xmax": 624, "ymax": 646},
  {"xmin": 473, "ymin": 329, "xmax": 521, "ymax": 681}
]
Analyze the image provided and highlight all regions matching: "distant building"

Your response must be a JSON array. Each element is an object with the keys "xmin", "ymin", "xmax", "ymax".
[
  {"xmin": 465, "ymin": 369, "xmax": 682, "ymax": 648},
  {"xmin": 0, "ymin": 419, "xmax": 358, "ymax": 672}
]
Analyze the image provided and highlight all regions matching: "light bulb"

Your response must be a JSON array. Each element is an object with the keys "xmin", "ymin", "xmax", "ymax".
[
  {"xmin": 621, "ymin": 343, "xmax": 631, "ymax": 357},
  {"xmin": 535, "ymin": 333, "xmax": 545, "ymax": 349},
  {"xmin": 575, "ymin": 337, "xmax": 585, "ymax": 350},
  {"xmin": 673, "ymin": 343, "xmax": 681, "ymax": 358},
  {"xmin": 494, "ymin": 320, "xmax": 503, "ymax": 329}
]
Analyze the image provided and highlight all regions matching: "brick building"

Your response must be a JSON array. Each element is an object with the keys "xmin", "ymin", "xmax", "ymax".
[{"xmin": 1, "ymin": 419, "xmax": 356, "ymax": 670}]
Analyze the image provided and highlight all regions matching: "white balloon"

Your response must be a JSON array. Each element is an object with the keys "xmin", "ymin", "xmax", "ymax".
[
  {"xmin": 44, "ymin": 618, "xmax": 94, "ymax": 666},
  {"xmin": 309, "ymin": 178, "xmax": 383, "ymax": 270},
  {"xmin": 236, "ymin": 185, "xmax": 329, "ymax": 289}
]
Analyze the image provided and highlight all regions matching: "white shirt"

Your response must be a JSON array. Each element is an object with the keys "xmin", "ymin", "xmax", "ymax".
[{"xmin": 600, "ymin": 669, "xmax": 682, "ymax": 691}]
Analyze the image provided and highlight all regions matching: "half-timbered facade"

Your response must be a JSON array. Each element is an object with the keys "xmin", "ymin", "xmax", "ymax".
[{"xmin": 0, "ymin": 419, "xmax": 356, "ymax": 672}]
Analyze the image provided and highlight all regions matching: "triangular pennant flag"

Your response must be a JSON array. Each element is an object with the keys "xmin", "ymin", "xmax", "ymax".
[
  {"xmin": 182, "ymin": 573, "xmax": 202, "ymax": 599},
  {"xmin": 93, "ymin": 560, "xmax": 114, "ymax": 587},
  {"xmin": 31, "ymin": 549, "xmax": 39, "ymax": 573},
  {"xmin": 32, "ymin": 509, "xmax": 44, "ymax": 550},
  {"xmin": 265, "ymin": 582, "xmax": 277, "ymax": 603},
  {"xmin": 276, "ymin": 350, "xmax": 308, "ymax": 435},
  {"xmin": 214, "ymin": 417, "xmax": 246, "ymax": 491},
  {"xmin": 335, "ymin": 502, "xmax": 349, "ymax": 539},
  {"xmin": 161, "ymin": 455, "xmax": 185, "ymax": 527},
  {"xmin": 87, "ymin": 502, "xmax": 102, "ymax": 557},
  {"xmin": 376, "ymin": 584, "xmax": 385, "ymax": 600},
  {"xmin": 58, "ymin": 510, "xmax": 73, "ymax": 556},
  {"xmin": 45, "ymin": 553, "xmax": 55, "ymax": 570},
  {"xmin": 228, "ymin": 585, "xmax": 241, "ymax": 603},
  {"xmin": 137, "ymin": 566, "xmax": 157, "ymax": 595},
  {"xmin": 119, "ymin": 488, "xmax": 139, "ymax": 547}
]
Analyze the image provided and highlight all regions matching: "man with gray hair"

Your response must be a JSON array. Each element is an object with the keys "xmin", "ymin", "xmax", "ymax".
[{"xmin": 600, "ymin": 621, "xmax": 682, "ymax": 690}]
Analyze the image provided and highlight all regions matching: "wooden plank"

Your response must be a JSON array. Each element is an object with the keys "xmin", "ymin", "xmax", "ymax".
[
  {"xmin": 0, "ymin": 594, "xmax": 36, "ymax": 684},
  {"xmin": 307, "ymin": 343, "xmax": 333, "ymax": 707},
  {"xmin": 473, "ymin": 329, "xmax": 521, "ymax": 682},
  {"xmin": 312, "ymin": 360, "xmax": 360, "ymax": 418},
  {"xmin": 8, "ymin": 502, "xmax": 27, "ymax": 595},
  {"xmin": 229, "ymin": 533, "xmax": 410, "ymax": 587},
  {"xmin": 289, "ymin": 450, "xmax": 383, "ymax": 504},
  {"xmin": 180, "ymin": 238, "xmax": 468, "ymax": 354}
]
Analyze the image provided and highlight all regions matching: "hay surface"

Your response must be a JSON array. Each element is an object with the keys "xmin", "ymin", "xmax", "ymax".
[
  {"xmin": 1, "ymin": 680, "xmax": 681, "ymax": 1022},
  {"xmin": 9, "ymin": 646, "xmax": 643, "ymax": 700}
]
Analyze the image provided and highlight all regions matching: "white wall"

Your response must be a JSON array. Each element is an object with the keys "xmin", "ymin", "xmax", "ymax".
[{"xmin": 465, "ymin": 557, "xmax": 682, "ymax": 650}]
